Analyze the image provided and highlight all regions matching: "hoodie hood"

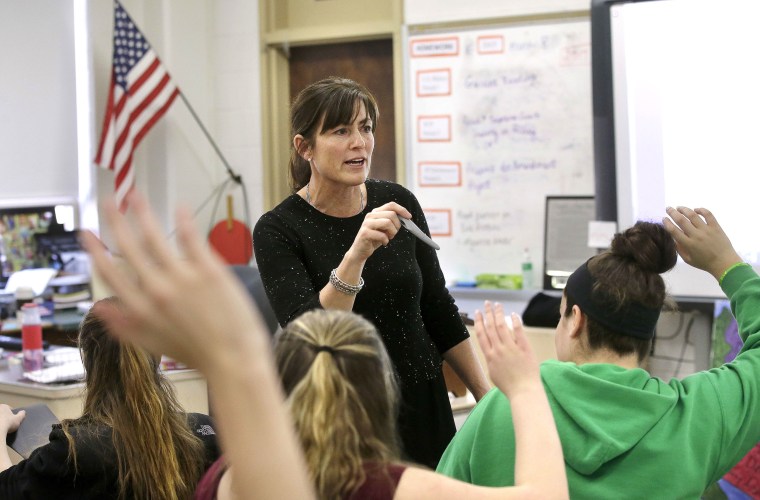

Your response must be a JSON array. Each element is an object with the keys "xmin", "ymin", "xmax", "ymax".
[{"xmin": 541, "ymin": 360, "xmax": 676, "ymax": 475}]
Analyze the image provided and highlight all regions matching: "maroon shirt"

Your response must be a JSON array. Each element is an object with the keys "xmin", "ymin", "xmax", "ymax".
[{"xmin": 347, "ymin": 463, "xmax": 407, "ymax": 500}]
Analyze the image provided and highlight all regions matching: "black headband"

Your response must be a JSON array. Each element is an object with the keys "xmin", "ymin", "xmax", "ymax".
[{"xmin": 565, "ymin": 260, "xmax": 660, "ymax": 340}]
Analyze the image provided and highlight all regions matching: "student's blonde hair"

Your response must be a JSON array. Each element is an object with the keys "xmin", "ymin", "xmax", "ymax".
[
  {"xmin": 275, "ymin": 309, "xmax": 400, "ymax": 499},
  {"xmin": 62, "ymin": 297, "xmax": 207, "ymax": 499}
]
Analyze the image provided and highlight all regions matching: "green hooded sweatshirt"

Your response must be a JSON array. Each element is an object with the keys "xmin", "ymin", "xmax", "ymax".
[{"xmin": 437, "ymin": 265, "xmax": 760, "ymax": 499}]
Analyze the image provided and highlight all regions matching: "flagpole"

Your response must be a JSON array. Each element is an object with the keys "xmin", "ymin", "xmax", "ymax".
[
  {"xmin": 177, "ymin": 90, "xmax": 242, "ymax": 185},
  {"xmin": 177, "ymin": 90, "xmax": 252, "ymax": 229}
]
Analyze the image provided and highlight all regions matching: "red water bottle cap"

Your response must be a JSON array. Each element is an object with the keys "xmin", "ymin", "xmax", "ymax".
[{"xmin": 21, "ymin": 303, "xmax": 41, "ymax": 325}]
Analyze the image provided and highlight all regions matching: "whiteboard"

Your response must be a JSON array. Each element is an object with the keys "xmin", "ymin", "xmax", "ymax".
[
  {"xmin": 606, "ymin": 0, "xmax": 760, "ymax": 297},
  {"xmin": 406, "ymin": 20, "xmax": 594, "ymax": 284},
  {"xmin": 404, "ymin": 0, "xmax": 589, "ymax": 26}
]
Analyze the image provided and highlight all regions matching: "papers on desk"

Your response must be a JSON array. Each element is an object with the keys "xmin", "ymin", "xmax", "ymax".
[
  {"xmin": 24, "ymin": 362, "xmax": 85, "ymax": 384},
  {"xmin": 23, "ymin": 347, "xmax": 85, "ymax": 384},
  {"xmin": 44, "ymin": 347, "xmax": 80, "ymax": 365}
]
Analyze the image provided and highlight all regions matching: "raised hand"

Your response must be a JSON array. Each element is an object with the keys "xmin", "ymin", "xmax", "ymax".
[
  {"xmin": 82, "ymin": 193, "xmax": 315, "ymax": 499},
  {"xmin": 475, "ymin": 301, "xmax": 541, "ymax": 399},
  {"xmin": 662, "ymin": 206, "xmax": 742, "ymax": 280},
  {"xmin": 80, "ymin": 193, "xmax": 270, "ymax": 371}
]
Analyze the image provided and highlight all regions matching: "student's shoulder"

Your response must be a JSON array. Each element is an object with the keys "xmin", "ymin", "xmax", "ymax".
[
  {"xmin": 461, "ymin": 387, "xmax": 512, "ymax": 427},
  {"xmin": 50, "ymin": 421, "xmax": 109, "ymax": 443},
  {"xmin": 46, "ymin": 422, "xmax": 116, "ymax": 470},
  {"xmin": 187, "ymin": 413, "xmax": 218, "ymax": 438},
  {"xmin": 188, "ymin": 413, "xmax": 221, "ymax": 464}
]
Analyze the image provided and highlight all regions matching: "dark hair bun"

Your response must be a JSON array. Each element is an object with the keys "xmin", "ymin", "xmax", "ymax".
[{"xmin": 610, "ymin": 221, "xmax": 677, "ymax": 274}]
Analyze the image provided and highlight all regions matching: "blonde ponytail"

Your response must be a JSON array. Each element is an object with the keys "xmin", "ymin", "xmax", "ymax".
[{"xmin": 276, "ymin": 310, "xmax": 400, "ymax": 500}]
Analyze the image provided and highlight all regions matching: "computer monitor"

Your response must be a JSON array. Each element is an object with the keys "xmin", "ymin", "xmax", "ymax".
[
  {"xmin": 0, "ymin": 202, "xmax": 78, "ymax": 284},
  {"xmin": 543, "ymin": 196, "xmax": 597, "ymax": 290}
]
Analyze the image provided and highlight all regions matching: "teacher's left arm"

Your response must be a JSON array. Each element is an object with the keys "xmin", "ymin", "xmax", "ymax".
[
  {"xmin": 442, "ymin": 339, "xmax": 491, "ymax": 401},
  {"xmin": 402, "ymin": 187, "xmax": 491, "ymax": 400}
]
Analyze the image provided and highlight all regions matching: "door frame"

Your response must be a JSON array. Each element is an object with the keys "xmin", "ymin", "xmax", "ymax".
[{"xmin": 258, "ymin": 0, "xmax": 405, "ymax": 209}]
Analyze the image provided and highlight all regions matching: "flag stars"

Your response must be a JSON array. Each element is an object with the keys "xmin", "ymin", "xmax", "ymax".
[{"xmin": 111, "ymin": 3, "xmax": 155, "ymax": 88}]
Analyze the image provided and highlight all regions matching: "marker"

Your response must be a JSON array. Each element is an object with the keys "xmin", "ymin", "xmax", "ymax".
[{"xmin": 399, "ymin": 217, "xmax": 440, "ymax": 250}]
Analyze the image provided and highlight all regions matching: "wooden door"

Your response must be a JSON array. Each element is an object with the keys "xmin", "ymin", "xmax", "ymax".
[{"xmin": 289, "ymin": 39, "xmax": 396, "ymax": 182}]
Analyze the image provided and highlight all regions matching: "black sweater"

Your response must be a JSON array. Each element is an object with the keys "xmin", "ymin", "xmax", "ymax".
[
  {"xmin": 0, "ymin": 413, "xmax": 219, "ymax": 499},
  {"xmin": 253, "ymin": 178, "xmax": 469, "ymax": 384}
]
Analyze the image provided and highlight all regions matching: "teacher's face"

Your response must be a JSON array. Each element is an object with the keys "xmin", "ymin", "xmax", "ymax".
[{"xmin": 309, "ymin": 101, "xmax": 374, "ymax": 187}]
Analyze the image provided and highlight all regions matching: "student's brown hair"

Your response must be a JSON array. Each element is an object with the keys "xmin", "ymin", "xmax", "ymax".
[
  {"xmin": 288, "ymin": 77, "xmax": 380, "ymax": 191},
  {"xmin": 564, "ymin": 221, "xmax": 678, "ymax": 362},
  {"xmin": 275, "ymin": 309, "xmax": 400, "ymax": 500},
  {"xmin": 61, "ymin": 297, "xmax": 206, "ymax": 499}
]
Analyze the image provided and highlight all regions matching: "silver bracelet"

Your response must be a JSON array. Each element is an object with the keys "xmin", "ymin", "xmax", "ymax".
[{"xmin": 329, "ymin": 268, "xmax": 364, "ymax": 295}]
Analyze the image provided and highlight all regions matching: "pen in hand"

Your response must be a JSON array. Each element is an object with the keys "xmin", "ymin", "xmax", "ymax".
[{"xmin": 399, "ymin": 217, "xmax": 440, "ymax": 250}]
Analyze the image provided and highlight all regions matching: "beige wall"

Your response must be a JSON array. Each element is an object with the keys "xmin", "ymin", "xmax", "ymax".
[
  {"xmin": 258, "ymin": 0, "xmax": 404, "ymax": 208},
  {"xmin": 405, "ymin": 0, "xmax": 588, "ymax": 25},
  {"xmin": 89, "ymin": 0, "xmax": 263, "ymax": 244}
]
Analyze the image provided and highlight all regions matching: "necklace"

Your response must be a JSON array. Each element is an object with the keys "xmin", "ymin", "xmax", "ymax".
[{"xmin": 305, "ymin": 183, "xmax": 365, "ymax": 215}]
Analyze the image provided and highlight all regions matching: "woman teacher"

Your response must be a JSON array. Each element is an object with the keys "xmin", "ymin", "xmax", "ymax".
[{"xmin": 253, "ymin": 77, "xmax": 490, "ymax": 468}]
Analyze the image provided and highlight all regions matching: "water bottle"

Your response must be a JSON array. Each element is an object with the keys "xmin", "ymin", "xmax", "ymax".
[
  {"xmin": 21, "ymin": 303, "xmax": 44, "ymax": 372},
  {"xmin": 521, "ymin": 248, "xmax": 534, "ymax": 290}
]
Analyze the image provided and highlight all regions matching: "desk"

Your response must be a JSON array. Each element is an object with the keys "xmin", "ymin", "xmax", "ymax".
[
  {"xmin": 0, "ymin": 359, "xmax": 208, "ymax": 419},
  {"xmin": 449, "ymin": 287, "xmax": 543, "ymax": 320},
  {"xmin": 1, "ymin": 357, "xmax": 208, "ymax": 463}
]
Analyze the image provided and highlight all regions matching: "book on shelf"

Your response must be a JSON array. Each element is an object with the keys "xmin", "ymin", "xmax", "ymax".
[{"xmin": 50, "ymin": 278, "xmax": 91, "ymax": 310}]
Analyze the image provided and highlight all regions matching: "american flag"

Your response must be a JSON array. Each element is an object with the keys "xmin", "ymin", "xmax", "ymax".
[{"xmin": 94, "ymin": 0, "xmax": 179, "ymax": 212}]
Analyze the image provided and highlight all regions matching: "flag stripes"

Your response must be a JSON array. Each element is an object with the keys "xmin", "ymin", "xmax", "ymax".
[{"xmin": 94, "ymin": 1, "xmax": 179, "ymax": 212}]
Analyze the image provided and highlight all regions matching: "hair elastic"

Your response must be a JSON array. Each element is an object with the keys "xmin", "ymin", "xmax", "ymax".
[
  {"xmin": 565, "ymin": 260, "xmax": 661, "ymax": 340},
  {"xmin": 313, "ymin": 345, "xmax": 337, "ymax": 355}
]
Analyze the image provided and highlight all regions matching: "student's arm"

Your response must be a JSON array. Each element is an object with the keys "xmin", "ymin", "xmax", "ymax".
[
  {"xmin": 480, "ymin": 303, "xmax": 566, "ymax": 498},
  {"xmin": 0, "ymin": 405, "xmax": 25, "ymax": 471},
  {"xmin": 81, "ymin": 194, "xmax": 315, "ymax": 500},
  {"xmin": 394, "ymin": 302, "xmax": 568, "ymax": 500},
  {"xmin": 664, "ymin": 206, "xmax": 760, "ymax": 473}
]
